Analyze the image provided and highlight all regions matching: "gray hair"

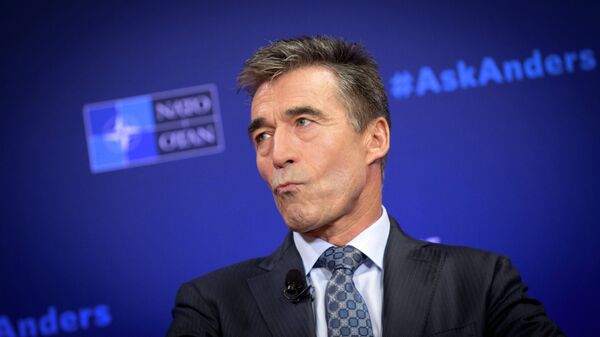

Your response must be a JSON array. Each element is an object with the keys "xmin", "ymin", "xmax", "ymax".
[{"xmin": 238, "ymin": 35, "xmax": 391, "ymax": 172}]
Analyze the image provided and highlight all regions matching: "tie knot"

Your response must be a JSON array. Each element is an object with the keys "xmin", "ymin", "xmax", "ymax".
[{"xmin": 316, "ymin": 245, "xmax": 367, "ymax": 273}]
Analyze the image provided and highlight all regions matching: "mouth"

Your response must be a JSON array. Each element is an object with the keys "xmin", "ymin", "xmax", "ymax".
[{"xmin": 274, "ymin": 182, "xmax": 300, "ymax": 195}]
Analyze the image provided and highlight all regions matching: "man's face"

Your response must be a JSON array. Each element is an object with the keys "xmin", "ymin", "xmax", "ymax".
[{"xmin": 249, "ymin": 66, "xmax": 372, "ymax": 235}]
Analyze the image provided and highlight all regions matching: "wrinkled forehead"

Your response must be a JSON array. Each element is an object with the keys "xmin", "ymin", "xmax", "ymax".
[{"xmin": 249, "ymin": 65, "xmax": 345, "ymax": 120}]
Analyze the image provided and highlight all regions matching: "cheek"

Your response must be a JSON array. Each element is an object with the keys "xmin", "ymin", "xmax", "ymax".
[
  {"xmin": 256, "ymin": 157, "xmax": 272, "ymax": 183},
  {"xmin": 312, "ymin": 159, "xmax": 363, "ymax": 195},
  {"xmin": 326, "ymin": 153, "xmax": 366, "ymax": 192}
]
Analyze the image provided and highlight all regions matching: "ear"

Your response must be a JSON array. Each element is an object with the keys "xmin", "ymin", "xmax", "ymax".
[{"xmin": 364, "ymin": 117, "xmax": 390, "ymax": 166}]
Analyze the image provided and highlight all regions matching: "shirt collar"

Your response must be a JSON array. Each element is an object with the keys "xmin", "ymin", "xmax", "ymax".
[{"xmin": 293, "ymin": 206, "xmax": 390, "ymax": 275}]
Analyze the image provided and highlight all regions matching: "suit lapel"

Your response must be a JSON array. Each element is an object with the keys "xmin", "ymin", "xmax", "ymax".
[
  {"xmin": 382, "ymin": 217, "xmax": 446, "ymax": 337},
  {"xmin": 248, "ymin": 232, "xmax": 315, "ymax": 337}
]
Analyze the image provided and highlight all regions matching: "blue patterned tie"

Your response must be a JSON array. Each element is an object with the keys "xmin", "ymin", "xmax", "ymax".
[{"xmin": 316, "ymin": 245, "xmax": 374, "ymax": 337}]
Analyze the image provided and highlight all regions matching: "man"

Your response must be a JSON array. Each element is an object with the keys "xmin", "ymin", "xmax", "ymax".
[{"xmin": 167, "ymin": 36, "xmax": 564, "ymax": 337}]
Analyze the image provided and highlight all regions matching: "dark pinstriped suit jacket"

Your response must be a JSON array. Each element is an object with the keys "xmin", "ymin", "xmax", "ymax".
[{"xmin": 167, "ymin": 216, "xmax": 564, "ymax": 337}]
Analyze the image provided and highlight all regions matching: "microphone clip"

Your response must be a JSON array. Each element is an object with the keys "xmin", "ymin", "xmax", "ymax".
[
  {"xmin": 283, "ymin": 269, "xmax": 313, "ymax": 304},
  {"xmin": 283, "ymin": 283, "xmax": 312, "ymax": 304}
]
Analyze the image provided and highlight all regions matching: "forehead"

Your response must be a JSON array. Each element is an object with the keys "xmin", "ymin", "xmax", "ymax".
[{"xmin": 250, "ymin": 66, "xmax": 346, "ymax": 119}]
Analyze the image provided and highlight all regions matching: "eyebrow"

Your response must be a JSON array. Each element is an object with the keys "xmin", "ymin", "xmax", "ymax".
[
  {"xmin": 247, "ymin": 106, "xmax": 325, "ymax": 138},
  {"xmin": 247, "ymin": 117, "xmax": 267, "ymax": 138},
  {"xmin": 284, "ymin": 106, "xmax": 325, "ymax": 119}
]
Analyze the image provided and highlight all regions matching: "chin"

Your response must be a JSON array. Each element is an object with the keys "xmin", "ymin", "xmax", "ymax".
[
  {"xmin": 283, "ymin": 215, "xmax": 313, "ymax": 233},
  {"xmin": 280, "ymin": 208, "xmax": 319, "ymax": 234}
]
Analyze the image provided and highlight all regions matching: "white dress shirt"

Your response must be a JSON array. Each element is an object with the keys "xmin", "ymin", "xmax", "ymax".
[{"xmin": 293, "ymin": 206, "xmax": 390, "ymax": 337}]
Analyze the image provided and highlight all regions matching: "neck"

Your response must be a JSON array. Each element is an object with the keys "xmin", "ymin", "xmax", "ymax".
[{"xmin": 305, "ymin": 176, "xmax": 383, "ymax": 246}]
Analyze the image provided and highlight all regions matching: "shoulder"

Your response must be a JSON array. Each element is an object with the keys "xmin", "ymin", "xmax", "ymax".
[
  {"xmin": 416, "ymin": 240, "xmax": 509, "ymax": 278},
  {"xmin": 182, "ymin": 256, "xmax": 268, "ymax": 295},
  {"xmin": 171, "ymin": 256, "xmax": 270, "ymax": 327},
  {"xmin": 428, "ymin": 242, "xmax": 505, "ymax": 265},
  {"xmin": 388, "ymin": 216, "xmax": 506, "ymax": 276},
  {"xmin": 176, "ymin": 232, "xmax": 297, "ymax": 299},
  {"xmin": 168, "ymin": 256, "xmax": 278, "ymax": 337}
]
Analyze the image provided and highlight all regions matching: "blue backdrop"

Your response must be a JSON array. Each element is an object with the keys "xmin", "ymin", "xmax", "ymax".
[{"xmin": 1, "ymin": 1, "xmax": 599, "ymax": 336}]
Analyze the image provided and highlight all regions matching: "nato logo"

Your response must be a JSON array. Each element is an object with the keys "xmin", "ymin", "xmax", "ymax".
[{"xmin": 83, "ymin": 84, "xmax": 224, "ymax": 173}]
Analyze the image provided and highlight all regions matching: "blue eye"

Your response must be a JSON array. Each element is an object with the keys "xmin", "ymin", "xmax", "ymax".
[
  {"xmin": 296, "ymin": 118, "xmax": 311, "ymax": 126},
  {"xmin": 254, "ymin": 132, "xmax": 270, "ymax": 144}
]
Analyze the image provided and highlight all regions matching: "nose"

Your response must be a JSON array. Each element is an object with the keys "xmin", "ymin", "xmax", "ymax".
[{"xmin": 271, "ymin": 127, "xmax": 296, "ymax": 169}]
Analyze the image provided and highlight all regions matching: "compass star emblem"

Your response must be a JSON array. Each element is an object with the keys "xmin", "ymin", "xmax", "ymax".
[{"xmin": 103, "ymin": 115, "xmax": 141, "ymax": 152}]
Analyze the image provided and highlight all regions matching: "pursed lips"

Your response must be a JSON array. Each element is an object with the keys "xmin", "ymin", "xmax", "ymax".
[
  {"xmin": 270, "ymin": 169, "xmax": 308, "ymax": 195},
  {"xmin": 274, "ymin": 182, "xmax": 301, "ymax": 194}
]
